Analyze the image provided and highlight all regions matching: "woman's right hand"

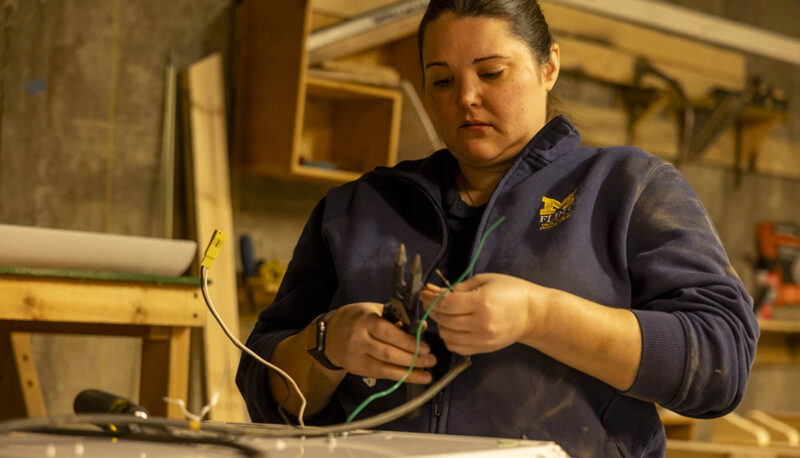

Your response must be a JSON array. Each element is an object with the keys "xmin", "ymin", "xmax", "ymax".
[{"xmin": 324, "ymin": 302, "xmax": 436, "ymax": 384}]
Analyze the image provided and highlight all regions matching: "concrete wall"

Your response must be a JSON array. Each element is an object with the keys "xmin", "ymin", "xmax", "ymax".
[
  {"xmin": 1, "ymin": 0, "xmax": 234, "ymax": 415},
  {"xmin": 1, "ymin": 0, "xmax": 798, "ymax": 418}
]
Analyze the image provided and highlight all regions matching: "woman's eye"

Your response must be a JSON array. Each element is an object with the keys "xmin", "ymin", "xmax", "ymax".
[
  {"xmin": 480, "ymin": 70, "xmax": 504, "ymax": 79},
  {"xmin": 433, "ymin": 77, "xmax": 453, "ymax": 88}
]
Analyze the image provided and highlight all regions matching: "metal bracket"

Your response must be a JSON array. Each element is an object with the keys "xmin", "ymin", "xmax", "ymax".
[{"xmin": 622, "ymin": 58, "xmax": 790, "ymax": 181}]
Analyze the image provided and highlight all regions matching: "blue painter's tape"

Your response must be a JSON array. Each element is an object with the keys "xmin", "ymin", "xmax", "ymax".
[{"xmin": 26, "ymin": 79, "xmax": 46, "ymax": 94}]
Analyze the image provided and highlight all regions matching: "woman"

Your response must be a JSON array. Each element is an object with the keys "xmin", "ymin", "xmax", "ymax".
[{"xmin": 237, "ymin": 1, "xmax": 758, "ymax": 456}]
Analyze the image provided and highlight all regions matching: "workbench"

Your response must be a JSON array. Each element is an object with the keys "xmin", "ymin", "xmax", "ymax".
[{"xmin": 0, "ymin": 266, "xmax": 205, "ymax": 420}]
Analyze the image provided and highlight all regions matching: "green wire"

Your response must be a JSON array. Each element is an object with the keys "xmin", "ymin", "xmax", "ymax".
[{"xmin": 346, "ymin": 216, "xmax": 506, "ymax": 423}]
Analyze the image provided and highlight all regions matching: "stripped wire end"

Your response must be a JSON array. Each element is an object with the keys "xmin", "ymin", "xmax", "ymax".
[
  {"xmin": 201, "ymin": 230, "xmax": 227, "ymax": 269},
  {"xmin": 434, "ymin": 268, "xmax": 453, "ymax": 290}
]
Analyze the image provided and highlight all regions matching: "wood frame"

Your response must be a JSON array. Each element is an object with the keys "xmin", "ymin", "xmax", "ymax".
[
  {"xmin": 547, "ymin": 0, "xmax": 800, "ymax": 66},
  {"xmin": 239, "ymin": 0, "xmax": 403, "ymax": 185},
  {"xmin": 0, "ymin": 274, "xmax": 204, "ymax": 419}
]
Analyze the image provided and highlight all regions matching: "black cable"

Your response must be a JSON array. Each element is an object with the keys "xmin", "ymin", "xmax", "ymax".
[
  {"xmin": 3, "ymin": 422, "xmax": 265, "ymax": 457},
  {"xmin": 0, "ymin": 355, "xmax": 469, "ymax": 440}
]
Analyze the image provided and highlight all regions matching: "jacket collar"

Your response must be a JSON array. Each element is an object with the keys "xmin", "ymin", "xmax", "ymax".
[{"xmin": 375, "ymin": 115, "xmax": 581, "ymax": 203}]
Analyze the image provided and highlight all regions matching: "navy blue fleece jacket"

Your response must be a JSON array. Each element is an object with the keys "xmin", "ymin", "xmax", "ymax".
[{"xmin": 237, "ymin": 116, "xmax": 758, "ymax": 457}]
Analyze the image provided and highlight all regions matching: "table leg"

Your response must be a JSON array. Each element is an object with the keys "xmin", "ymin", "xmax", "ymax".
[
  {"xmin": 140, "ymin": 326, "xmax": 190, "ymax": 419},
  {"xmin": 0, "ymin": 331, "xmax": 46, "ymax": 419}
]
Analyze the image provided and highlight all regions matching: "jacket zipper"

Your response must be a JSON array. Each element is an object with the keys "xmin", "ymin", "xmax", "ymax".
[
  {"xmin": 432, "ymin": 390, "xmax": 444, "ymax": 433},
  {"xmin": 373, "ymin": 169, "xmax": 458, "ymax": 434}
]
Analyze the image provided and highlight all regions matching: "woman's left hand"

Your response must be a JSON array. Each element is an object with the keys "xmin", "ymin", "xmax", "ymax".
[{"xmin": 419, "ymin": 273, "xmax": 552, "ymax": 355}]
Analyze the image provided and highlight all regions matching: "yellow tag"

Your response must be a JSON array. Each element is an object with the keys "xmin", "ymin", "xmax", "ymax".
[{"xmin": 201, "ymin": 230, "xmax": 227, "ymax": 269}]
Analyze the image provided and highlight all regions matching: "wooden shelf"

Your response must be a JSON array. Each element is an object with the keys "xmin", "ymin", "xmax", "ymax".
[
  {"xmin": 297, "ymin": 77, "xmax": 401, "ymax": 181},
  {"xmin": 237, "ymin": 0, "xmax": 402, "ymax": 186},
  {"xmin": 755, "ymin": 319, "xmax": 800, "ymax": 365}
]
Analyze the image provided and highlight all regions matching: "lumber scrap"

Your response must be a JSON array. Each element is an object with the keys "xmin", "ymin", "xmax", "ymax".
[
  {"xmin": 710, "ymin": 412, "xmax": 771, "ymax": 446},
  {"xmin": 311, "ymin": 0, "xmax": 398, "ymax": 18},
  {"xmin": 667, "ymin": 439, "xmax": 800, "ymax": 458},
  {"xmin": 556, "ymin": 35, "xmax": 742, "ymax": 99},
  {"xmin": 746, "ymin": 410, "xmax": 800, "ymax": 447},
  {"xmin": 540, "ymin": 1, "xmax": 745, "ymax": 88},
  {"xmin": 183, "ymin": 53, "xmax": 245, "ymax": 422},
  {"xmin": 309, "ymin": 61, "xmax": 401, "ymax": 87},
  {"xmin": 308, "ymin": 0, "xmax": 426, "ymax": 65},
  {"xmin": 545, "ymin": 0, "xmax": 800, "ymax": 66}
]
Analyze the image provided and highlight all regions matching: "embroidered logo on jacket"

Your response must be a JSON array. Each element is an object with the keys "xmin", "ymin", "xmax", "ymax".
[{"xmin": 539, "ymin": 189, "xmax": 577, "ymax": 230}]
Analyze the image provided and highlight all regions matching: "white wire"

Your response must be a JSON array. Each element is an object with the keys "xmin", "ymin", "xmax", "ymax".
[
  {"xmin": 164, "ymin": 364, "xmax": 225, "ymax": 421},
  {"xmin": 200, "ymin": 266, "xmax": 308, "ymax": 427}
]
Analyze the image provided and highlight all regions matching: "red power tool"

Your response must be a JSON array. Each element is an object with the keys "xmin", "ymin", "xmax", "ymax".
[{"xmin": 756, "ymin": 221, "xmax": 800, "ymax": 313}]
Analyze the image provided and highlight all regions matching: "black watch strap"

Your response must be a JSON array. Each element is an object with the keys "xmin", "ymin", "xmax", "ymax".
[{"xmin": 307, "ymin": 311, "xmax": 343, "ymax": 371}]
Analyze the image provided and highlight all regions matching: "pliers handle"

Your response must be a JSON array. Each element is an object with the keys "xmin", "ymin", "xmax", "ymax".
[{"xmin": 382, "ymin": 243, "xmax": 422, "ymax": 333}]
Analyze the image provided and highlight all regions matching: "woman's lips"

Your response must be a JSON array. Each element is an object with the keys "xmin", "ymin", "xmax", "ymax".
[{"xmin": 460, "ymin": 122, "xmax": 492, "ymax": 131}]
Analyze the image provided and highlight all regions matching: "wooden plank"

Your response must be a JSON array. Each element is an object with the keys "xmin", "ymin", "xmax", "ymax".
[
  {"xmin": 312, "ymin": 61, "xmax": 401, "ymax": 87},
  {"xmin": 667, "ymin": 439, "xmax": 800, "ymax": 458},
  {"xmin": 308, "ymin": 0, "xmax": 425, "ymax": 50},
  {"xmin": 166, "ymin": 327, "xmax": 191, "ymax": 419},
  {"xmin": 10, "ymin": 333, "xmax": 47, "ymax": 418},
  {"xmin": 161, "ymin": 57, "xmax": 178, "ymax": 238},
  {"xmin": 310, "ymin": 12, "xmax": 343, "ymax": 31},
  {"xmin": 542, "ymin": 1, "xmax": 746, "ymax": 83},
  {"xmin": 184, "ymin": 53, "xmax": 245, "ymax": 422},
  {"xmin": 140, "ymin": 331, "xmax": 170, "ymax": 417},
  {"xmin": 140, "ymin": 326, "xmax": 192, "ymax": 419},
  {"xmin": 311, "ymin": 0, "xmax": 398, "ymax": 18},
  {"xmin": 308, "ymin": 0, "xmax": 424, "ymax": 65},
  {"xmin": 546, "ymin": 0, "xmax": 800, "ymax": 66},
  {"xmin": 0, "ymin": 330, "xmax": 46, "ymax": 420},
  {"xmin": 136, "ymin": 326, "xmax": 192, "ymax": 419},
  {"xmin": 755, "ymin": 319, "xmax": 800, "ymax": 365},
  {"xmin": 557, "ymin": 35, "xmax": 742, "ymax": 99},
  {"xmin": 754, "ymin": 332, "xmax": 800, "ymax": 365},
  {"xmin": 746, "ymin": 410, "xmax": 800, "ymax": 446},
  {"xmin": 770, "ymin": 413, "xmax": 800, "ymax": 432},
  {"xmin": 0, "ymin": 329, "xmax": 29, "ymax": 420},
  {"xmin": 0, "ymin": 277, "xmax": 204, "ymax": 327},
  {"xmin": 711, "ymin": 412, "xmax": 771, "ymax": 446},
  {"xmin": 759, "ymin": 320, "xmax": 800, "ymax": 334}
]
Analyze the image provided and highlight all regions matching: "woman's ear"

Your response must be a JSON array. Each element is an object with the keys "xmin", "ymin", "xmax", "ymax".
[{"xmin": 543, "ymin": 42, "xmax": 560, "ymax": 91}]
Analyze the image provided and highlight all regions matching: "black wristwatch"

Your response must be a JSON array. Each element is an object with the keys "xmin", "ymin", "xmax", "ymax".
[{"xmin": 307, "ymin": 311, "xmax": 343, "ymax": 371}]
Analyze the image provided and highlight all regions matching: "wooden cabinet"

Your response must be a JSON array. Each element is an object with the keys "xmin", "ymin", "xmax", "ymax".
[{"xmin": 237, "ymin": 0, "xmax": 404, "ymax": 184}]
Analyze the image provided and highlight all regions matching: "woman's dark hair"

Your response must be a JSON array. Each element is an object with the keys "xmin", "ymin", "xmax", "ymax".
[
  {"xmin": 416, "ymin": 0, "xmax": 561, "ymax": 119},
  {"xmin": 417, "ymin": 0, "xmax": 554, "ymax": 71}
]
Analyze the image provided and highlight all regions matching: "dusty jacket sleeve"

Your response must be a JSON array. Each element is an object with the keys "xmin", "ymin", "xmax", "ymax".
[
  {"xmin": 235, "ymin": 198, "xmax": 342, "ymax": 424},
  {"xmin": 624, "ymin": 164, "xmax": 759, "ymax": 418}
]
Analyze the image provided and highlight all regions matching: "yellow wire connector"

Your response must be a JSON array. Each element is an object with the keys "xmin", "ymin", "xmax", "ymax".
[{"xmin": 201, "ymin": 230, "xmax": 227, "ymax": 269}]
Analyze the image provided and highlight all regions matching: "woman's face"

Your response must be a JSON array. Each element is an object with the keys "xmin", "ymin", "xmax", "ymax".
[{"xmin": 422, "ymin": 13, "xmax": 559, "ymax": 170}]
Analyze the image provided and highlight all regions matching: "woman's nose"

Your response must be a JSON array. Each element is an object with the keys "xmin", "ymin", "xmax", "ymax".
[{"xmin": 457, "ymin": 78, "xmax": 481, "ymax": 108}]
